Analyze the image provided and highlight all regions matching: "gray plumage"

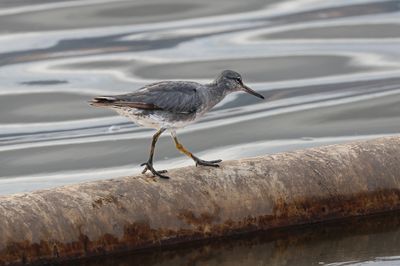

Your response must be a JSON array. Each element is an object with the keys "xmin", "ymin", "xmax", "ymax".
[
  {"xmin": 90, "ymin": 70, "xmax": 264, "ymax": 129},
  {"xmin": 108, "ymin": 81, "xmax": 202, "ymax": 114},
  {"xmin": 89, "ymin": 70, "xmax": 264, "ymax": 179}
]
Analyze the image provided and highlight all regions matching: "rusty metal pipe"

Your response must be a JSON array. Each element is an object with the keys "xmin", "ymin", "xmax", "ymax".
[{"xmin": 1, "ymin": 136, "xmax": 400, "ymax": 265}]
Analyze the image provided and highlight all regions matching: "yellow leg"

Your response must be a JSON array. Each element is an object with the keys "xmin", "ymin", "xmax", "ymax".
[
  {"xmin": 172, "ymin": 135, "xmax": 194, "ymax": 159},
  {"xmin": 171, "ymin": 132, "xmax": 222, "ymax": 167}
]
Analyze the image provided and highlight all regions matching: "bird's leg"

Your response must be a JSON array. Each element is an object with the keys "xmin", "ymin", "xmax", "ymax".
[
  {"xmin": 141, "ymin": 128, "xmax": 169, "ymax": 179},
  {"xmin": 171, "ymin": 132, "xmax": 222, "ymax": 167}
]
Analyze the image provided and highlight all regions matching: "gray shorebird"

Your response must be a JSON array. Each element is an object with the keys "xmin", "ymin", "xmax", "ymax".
[{"xmin": 90, "ymin": 70, "xmax": 264, "ymax": 179}]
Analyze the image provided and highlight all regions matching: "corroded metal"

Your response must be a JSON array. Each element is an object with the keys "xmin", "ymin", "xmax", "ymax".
[{"xmin": 1, "ymin": 136, "xmax": 400, "ymax": 265}]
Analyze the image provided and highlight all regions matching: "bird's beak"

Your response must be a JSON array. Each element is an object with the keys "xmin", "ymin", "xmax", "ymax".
[{"xmin": 242, "ymin": 84, "xmax": 264, "ymax": 99}]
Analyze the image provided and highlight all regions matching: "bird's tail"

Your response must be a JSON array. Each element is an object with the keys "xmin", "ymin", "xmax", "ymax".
[{"xmin": 88, "ymin": 96, "xmax": 118, "ymax": 107}]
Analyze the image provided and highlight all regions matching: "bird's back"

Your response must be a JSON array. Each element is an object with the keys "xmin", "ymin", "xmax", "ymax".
[{"xmin": 91, "ymin": 81, "xmax": 204, "ymax": 115}]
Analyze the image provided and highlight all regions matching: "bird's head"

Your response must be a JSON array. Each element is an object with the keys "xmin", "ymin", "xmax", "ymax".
[{"xmin": 215, "ymin": 70, "xmax": 264, "ymax": 99}]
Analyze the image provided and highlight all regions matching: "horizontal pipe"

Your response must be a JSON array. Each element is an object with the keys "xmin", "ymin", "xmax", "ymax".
[{"xmin": 1, "ymin": 136, "xmax": 400, "ymax": 265}]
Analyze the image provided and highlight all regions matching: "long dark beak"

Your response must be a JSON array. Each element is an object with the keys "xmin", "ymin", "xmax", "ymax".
[{"xmin": 242, "ymin": 84, "xmax": 264, "ymax": 99}]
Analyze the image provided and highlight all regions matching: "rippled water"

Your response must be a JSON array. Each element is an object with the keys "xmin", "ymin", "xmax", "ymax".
[
  {"xmin": 1, "ymin": 0, "xmax": 400, "ymax": 264},
  {"xmin": 2, "ymin": 0, "xmax": 400, "ymax": 193}
]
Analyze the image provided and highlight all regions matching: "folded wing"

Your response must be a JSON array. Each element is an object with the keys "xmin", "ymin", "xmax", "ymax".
[{"xmin": 91, "ymin": 81, "xmax": 202, "ymax": 114}]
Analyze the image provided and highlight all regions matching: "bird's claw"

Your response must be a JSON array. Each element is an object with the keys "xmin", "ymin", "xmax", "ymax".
[
  {"xmin": 140, "ymin": 162, "xmax": 169, "ymax": 179},
  {"xmin": 194, "ymin": 159, "xmax": 222, "ymax": 167}
]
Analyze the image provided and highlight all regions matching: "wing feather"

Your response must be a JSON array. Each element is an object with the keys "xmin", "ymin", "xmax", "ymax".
[{"xmin": 97, "ymin": 81, "xmax": 202, "ymax": 114}]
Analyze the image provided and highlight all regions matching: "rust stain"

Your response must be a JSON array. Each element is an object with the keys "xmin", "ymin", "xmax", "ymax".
[
  {"xmin": 175, "ymin": 189, "xmax": 400, "ymax": 235},
  {"xmin": 1, "ymin": 189, "xmax": 400, "ymax": 265},
  {"xmin": 177, "ymin": 202, "xmax": 221, "ymax": 234},
  {"xmin": 92, "ymin": 194, "xmax": 126, "ymax": 212}
]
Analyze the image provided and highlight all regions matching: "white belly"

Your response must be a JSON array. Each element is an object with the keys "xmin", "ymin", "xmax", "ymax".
[{"xmin": 114, "ymin": 107, "xmax": 197, "ymax": 129}]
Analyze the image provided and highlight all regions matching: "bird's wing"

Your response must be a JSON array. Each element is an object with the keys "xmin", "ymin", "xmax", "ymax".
[{"xmin": 93, "ymin": 81, "xmax": 202, "ymax": 114}]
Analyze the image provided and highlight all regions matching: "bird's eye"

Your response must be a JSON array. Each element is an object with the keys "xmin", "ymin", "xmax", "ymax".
[{"xmin": 236, "ymin": 77, "xmax": 242, "ymax": 83}]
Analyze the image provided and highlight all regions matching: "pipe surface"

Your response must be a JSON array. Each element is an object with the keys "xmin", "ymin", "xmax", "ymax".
[{"xmin": 1, "ymin": 136, "xmax": 400, "ymax": 265}]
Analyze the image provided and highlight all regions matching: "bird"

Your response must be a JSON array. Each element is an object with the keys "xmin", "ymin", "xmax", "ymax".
[{"xmin": 89, "ymin": 70, "xmax": 264, "ymax": 179}]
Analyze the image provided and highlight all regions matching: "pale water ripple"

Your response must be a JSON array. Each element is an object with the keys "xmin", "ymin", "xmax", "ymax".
[{"xmin": 1, "ymin": 0, "xmax": 400, "ymax": 189}]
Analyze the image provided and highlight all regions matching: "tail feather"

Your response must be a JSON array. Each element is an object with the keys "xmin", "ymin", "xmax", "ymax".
[{"xmin": 89, "ymin": 96, "xmax": 161, "ymax": 110}]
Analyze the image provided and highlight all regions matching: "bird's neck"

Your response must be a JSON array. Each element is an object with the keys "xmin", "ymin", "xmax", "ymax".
[{"xmin": 202, "ymin": 83, "xmax": 228, "ymax": 110}]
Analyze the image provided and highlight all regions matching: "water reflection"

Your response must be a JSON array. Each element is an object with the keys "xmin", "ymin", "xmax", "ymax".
[
  {"xmin": 72, "ymin": 212, "xmax": 400, "ymax": 266},
  {"xmin": 0, "ymin": 0, "xmax": 270, "ymax": 32},
  {"xmin": 133, "ymin": 55, "xmax": 373, "ymax": 81},
  {"xmin": 257, "ymin": 24, "xmax": 400, "ymax": 40}
]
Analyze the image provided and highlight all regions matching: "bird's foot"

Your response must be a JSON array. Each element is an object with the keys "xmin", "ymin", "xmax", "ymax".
[
  {"xmin": 140, "ymin": 162, "xmax": 169, "ymax": 179},
  {"xmin": 193, "ymin": 158, "xmax": 222, "ymax": 167}
]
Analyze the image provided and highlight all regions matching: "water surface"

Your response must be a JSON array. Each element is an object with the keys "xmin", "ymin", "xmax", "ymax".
[{"xmin": 1, "ymin": 0, "xmax": 400, "ymax": 193}]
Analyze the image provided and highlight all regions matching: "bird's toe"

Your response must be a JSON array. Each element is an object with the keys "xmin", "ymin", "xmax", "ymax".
[
  {"xmin": 140, "ymin": 162, "xmax": 169, "ymax": 178},
  {"xmin": 195, "ymin": 159, "xmax": 222, "ymax": 167},
  {"xmin": 208, "ymin": 159, "xmax": 222, "ymax": 163}
]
